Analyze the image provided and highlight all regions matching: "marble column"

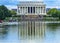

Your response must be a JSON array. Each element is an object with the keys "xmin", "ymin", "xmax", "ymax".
[
  {"xmin": 20, "ymin": 7, "xmax": 21, "ymax": 14},
  {"xmin": 30, "ymin": 7, "xmax": 31, "ymax": 14},
  {"xmin": 17, "ymin": 6, "xmax": 19, "ymax": 15},
  {"xmin": 42, "ymin": 7, "xmax": 43, "ymax": 14},
  {"xmin": 36, "ymin": 7, "xmax": 37, "ymax": 14},
  {"xmin": 39, "ymin": 7, "xmax": 40, "ymax": 14},
  {"xmin": 26, "ymin": 7, "xmax": 28, "ymax": 14},
  {"xmin": 17, "ymin": 6, "xmax": 20, "ymax": 15},
  {"xmin": 43, "ymin": 7, "xmax": 45, "ymax": 14},
  {"xmin": 32, "ymin": 7, "xmax": 33, "ymax": 14},
  {"xmin": 22, "ymin": 7, "xmax": 23, "ymax": 14},
  {"xmin": 19, "ymin": 7, "xmax": 20, "ymax": 14},
  {"xmin": 22, "ymin": 7, "xmax": 25, "ymax": 14},
  {"xmin": 35, "ymin": 7, "xmax": 36, "ymax": 14},
  {"xmin": 40, "ymin": 6, "xmax": 41, "ymax": 14},
  {"xmin": 45, "ymin": 8, "xmax": 46, "ymax": 14},
  {"xmin": 41, "ymin": 7, "xmax": 42, "ymax": 14},
  {"xmin": 21, "ymin": 7, "xmax": 22, "ymax": 14},
  {"xmin": 43, "ymin": 7, "xmax": 44, "ymax": 14},
  {"xmin": 25, "ymin": 7, "xmax": 27, "ymax": 14}
]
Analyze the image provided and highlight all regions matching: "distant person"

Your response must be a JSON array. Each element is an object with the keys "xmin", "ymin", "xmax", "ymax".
[{"xmin": 0, "ymin": 20, "xmax": 3, "ymax": 23}]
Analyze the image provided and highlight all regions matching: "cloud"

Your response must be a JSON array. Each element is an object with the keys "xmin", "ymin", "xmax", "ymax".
[
  {"xmin": 17, "ymin": 0, "xmax": 43, "ymax": 1},
  {"xmin": 43, "ymin": 0, "xmax": 60, "ymax": 8},
  {"xmin": 0, "ymin": 0, "xmax": 18, "ymax": 5},
  {"xmin": 0, "ymin": 0, "xmax": 60, "ymax": 9},
  {"xmin": 5, "ymin": 5, "xmax": 17, "ymax": 10}
]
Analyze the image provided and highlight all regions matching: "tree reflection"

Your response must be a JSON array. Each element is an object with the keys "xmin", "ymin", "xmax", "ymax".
[
  {"xmin": 0, "ymin": 26, "xmax": 8, "ymax": 39},
  {"xmin": 47, "ymin": 23, "xmax": 60, "ymax": 31}
]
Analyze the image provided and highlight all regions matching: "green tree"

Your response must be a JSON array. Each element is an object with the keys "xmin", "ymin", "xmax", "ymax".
[
  {"xmin": 10, "ymin": 10, "xmax": 16, "ymax": 17},
  {"xmin": 47, "ymin": 8, "xmax": 58, "ymax": 17},
  {"xmin": 0, "ymin": 5, "xmax": 11, "ymax": 20}
]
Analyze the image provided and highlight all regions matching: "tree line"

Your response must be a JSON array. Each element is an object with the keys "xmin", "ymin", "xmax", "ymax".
[
  {"xmin": 0, "ymin": 5, "xmax": 60, "ymax": 20},
  {"xmin": 0, "ymin": 5, "xmax": 16, "ymax": 20},
  {"xmin": 47, "ymin": 8, "xmax": 60, "ymax": 19}
]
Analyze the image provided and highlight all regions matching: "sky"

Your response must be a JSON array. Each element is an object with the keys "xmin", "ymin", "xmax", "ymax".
[{"xmin": 0, "ymin": 0, "xmax": 60, "ymax": 9}]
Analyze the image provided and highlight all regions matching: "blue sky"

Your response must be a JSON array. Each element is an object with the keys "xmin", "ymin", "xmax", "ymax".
[{"xmin": 0, "ymin": 0, "xmax": 60, "ymax": 9}]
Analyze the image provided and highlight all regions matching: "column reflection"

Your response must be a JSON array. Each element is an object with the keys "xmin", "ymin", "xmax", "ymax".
[{"xmin": 18, "ymin": 21, "xmax": 46, "ymax": 40}]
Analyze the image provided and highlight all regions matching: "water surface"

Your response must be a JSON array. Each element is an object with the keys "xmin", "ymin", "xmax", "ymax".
[{"xmin": 0, "ymin": 21, "xmax": 60, "ymax": 43}]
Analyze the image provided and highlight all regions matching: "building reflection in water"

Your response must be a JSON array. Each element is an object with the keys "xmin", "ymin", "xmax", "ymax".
[{"xmin": 18, "ymin": 21, "xmax": 46, "ymax": 40}]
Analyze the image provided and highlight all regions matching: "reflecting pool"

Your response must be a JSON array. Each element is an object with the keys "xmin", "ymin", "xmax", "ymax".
[{"xmin": 0, "ymin": 21, "xmax": 60, "ymax": 43}]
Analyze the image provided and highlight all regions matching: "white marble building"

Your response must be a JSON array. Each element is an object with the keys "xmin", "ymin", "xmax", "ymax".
[{"xmin": 17, "ymin": 1, "xmax": 46, "ymax": 20}]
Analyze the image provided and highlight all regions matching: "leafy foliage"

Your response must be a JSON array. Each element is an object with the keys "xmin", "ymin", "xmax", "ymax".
[
  {"xmin": 0, "ymin": 5, "xmax": 12, "ymax": 20},
  {"xmin": 10, "ymin": 10, "xmax": 16, "ymax": 16},
  {"xmin": 47, "ymin": 8, "xmax": 60, "ymax": 19}
]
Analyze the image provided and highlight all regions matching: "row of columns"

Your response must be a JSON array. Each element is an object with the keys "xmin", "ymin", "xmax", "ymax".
[{"xmin": 18, "ymin": 6, "xmax": 46, "ymax": 15}]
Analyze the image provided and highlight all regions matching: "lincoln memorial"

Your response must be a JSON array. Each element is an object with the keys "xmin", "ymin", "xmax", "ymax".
[
  {"xmin": 17, "ymin": 1, "xmax": 46, "ymax": 39},
  {"xmin": 17, "ymin": 1, "xmax": 46, "ymax": 20}
]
